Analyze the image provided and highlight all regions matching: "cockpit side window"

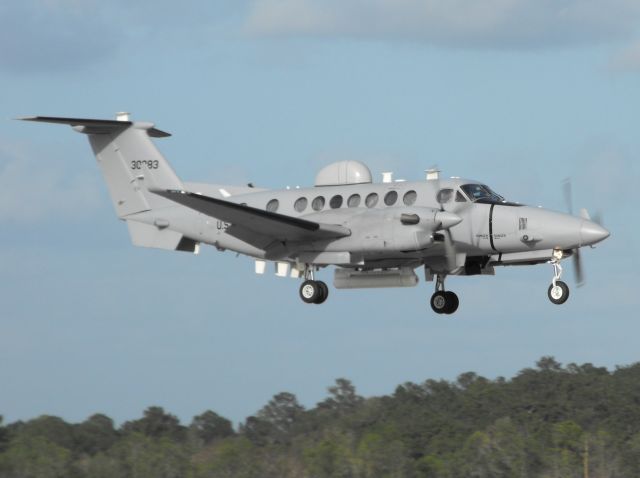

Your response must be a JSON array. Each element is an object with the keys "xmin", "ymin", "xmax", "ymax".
[
  {"xmin": 455, "ymin": 191, "xmax": 467, "ymax": 202},
  {"xmin": 436, "ymin": 188, "xmax": 454, "ymax": 204},
  {"xmin": 461, "ymin": 184, "xmax": 504, "ymax": 202}
]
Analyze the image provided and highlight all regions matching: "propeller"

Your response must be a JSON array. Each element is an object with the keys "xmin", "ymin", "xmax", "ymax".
[
  {"xmin": 562, "ymin": 178, "xmax": 605, "ymax": 288},
  {"xmin": 429, "ymin": 168, "xmax": 462, "ymax": 271},
  {"xmin": 425, "ymin": 166, "xmax": 473, "ymax": 272},
  {"xmin": 561, "ymin": 178, "xmax": 583, "ymax": 286},
  {"xmin": 432, "ymin": 210, "xmax": 462, "ymax": 271}
]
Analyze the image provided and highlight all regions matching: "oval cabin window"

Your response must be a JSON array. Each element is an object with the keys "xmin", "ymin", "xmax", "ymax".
[
  {"xmin": 294, "ymin": 197, "xmax": 308, "ymax": 212},
  {"xmin": 266, "ymin": 199, "xmax": 279, "ymax": 212},
  {"xmin": 312, "ymin": 196, "xmax": 325, "ymax": 211},
  {"xmin": 384, "ymin": 191, "xmax": 398, "ymax": 206},
  {"xmin": 403, "ymin": 190, "xmax": 417, "ymax": 205},
  {"xmin": 330, "ymin": 195, "xmax": 343, "ymax": 209}
]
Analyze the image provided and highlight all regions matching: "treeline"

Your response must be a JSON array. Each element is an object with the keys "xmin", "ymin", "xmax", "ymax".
[{"xmin": 2, "ymin": 357, "xmax": 640, "ymax": 477}]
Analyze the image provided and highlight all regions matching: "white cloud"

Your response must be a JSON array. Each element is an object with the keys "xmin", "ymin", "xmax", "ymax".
[
  {"xmin": 245, "ymin": 0, "xmax": 640, "ymax": 49},
  {"xmin": 0, "ymin": 139, "xmax": 102, "ymax": 223}
]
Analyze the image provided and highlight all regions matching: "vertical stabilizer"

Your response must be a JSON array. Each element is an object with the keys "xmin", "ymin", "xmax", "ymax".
[{"xmin": 20, "ymin": 114, "xmax": 183, "ymax": 218}]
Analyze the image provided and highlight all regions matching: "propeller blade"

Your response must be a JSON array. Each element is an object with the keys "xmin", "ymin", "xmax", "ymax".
[
  {"xmin": 579, "ymin": 208, "xmax": 591, "ymax": 221},
  {"xmin": 563, "ymin": 178, "xmax": 573, "ymax": 215},
  {"xmin": 444, "ymin": 230, "xmax": 457, "ymax": 271},
  {"xmin": 573, "ymin": 248, "xmax": 585, "ymax": 287}
]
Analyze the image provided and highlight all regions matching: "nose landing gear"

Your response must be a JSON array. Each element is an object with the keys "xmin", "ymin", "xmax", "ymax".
[
  {"xmin": 430, "ymin": 275, "xmax": 459, "ymax": 314},
  {"xmin": 547, "ymin": 257, "xmax": 570, "ymax": 305}
]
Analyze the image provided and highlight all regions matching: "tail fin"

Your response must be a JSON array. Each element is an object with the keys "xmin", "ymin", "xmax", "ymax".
[
  {"xmin": 21, "ymin": 114, "xmax": 198, "ymax": 253},
  {"xmin": 20, "ymin": 114, "xmax": 182, "ymax": 217}
]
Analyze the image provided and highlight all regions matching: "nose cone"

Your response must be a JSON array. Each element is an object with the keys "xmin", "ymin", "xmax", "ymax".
[
  {"xmin": 580, "ymin": 220, "xmax": 610, "ymax": 246},
  {"xmin": 435, "ymin": 211, "xmax": 462, "ymax": 230}
]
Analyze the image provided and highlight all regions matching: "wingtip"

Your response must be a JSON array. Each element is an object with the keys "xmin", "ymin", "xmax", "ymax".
[{"xmin": 14, "ymin": 116, "xmax": 37, "ymax": 121}]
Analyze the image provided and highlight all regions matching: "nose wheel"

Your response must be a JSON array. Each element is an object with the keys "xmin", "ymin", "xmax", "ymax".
[
  {"xmin": 548, "ymin": 281, "xmax": 569, "ymax": 304},
  {"xmin": 547, "ymin": 258, "xmax": 570, "ymax": 305},
  {"xmin": 430, "ymin": 275, "xmax": 459, "ymax": 314}
]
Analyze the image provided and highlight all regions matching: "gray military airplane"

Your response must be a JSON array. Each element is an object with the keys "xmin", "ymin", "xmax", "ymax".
[{"xmin": 21, "ymin": 114, "xmax": 609, "ymax": 314}]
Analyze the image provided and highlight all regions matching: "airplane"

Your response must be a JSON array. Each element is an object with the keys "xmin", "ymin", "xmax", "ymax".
[{"xmin": 20, "ymin": 113, "xmax": 610, "ymax": 314}]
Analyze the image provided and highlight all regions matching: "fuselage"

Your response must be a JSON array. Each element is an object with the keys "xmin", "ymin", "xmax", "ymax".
[{"xmin": 160, "ymin": 176, "xmax": 608, "ymax": 273}]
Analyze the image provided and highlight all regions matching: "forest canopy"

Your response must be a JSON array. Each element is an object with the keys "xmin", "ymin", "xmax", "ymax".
[{"xmin": 2, "ymin": 357, "xmax": 640, "ymax": 477}]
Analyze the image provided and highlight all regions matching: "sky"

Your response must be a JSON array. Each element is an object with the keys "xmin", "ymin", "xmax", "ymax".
[{"xmin": 1, "ymin": 0, "xmax": 639, "ymax": 427}]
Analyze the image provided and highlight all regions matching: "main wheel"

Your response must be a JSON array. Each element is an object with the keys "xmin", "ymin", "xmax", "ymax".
[
  {"xmin": 430, "ymin": 291, "xmax": 448, "ymax": 314},
  {"xmin": 300, "ymin": 280, "xmax": 320, "ymax": 304},
  {"xmin": 443, "ymin": 291, "xmax": 459, "ymax": 314},
  {"xmin": 314, "ymin": 281, "xmax": 329, "ymax": 304},
  {"xmin": 548, "ymin": 280, "xmax": 570, "ymax": 305}
]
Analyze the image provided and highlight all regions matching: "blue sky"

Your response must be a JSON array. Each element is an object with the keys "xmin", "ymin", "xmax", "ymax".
[{"xmin": 1, "ymin": 0, "xmax": 639, "ymax": 426}]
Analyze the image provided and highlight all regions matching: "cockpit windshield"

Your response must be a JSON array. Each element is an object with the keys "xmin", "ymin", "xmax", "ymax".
[{"xmin": 460, "ymin": 184, "xmax": 505, "ymax": 203}]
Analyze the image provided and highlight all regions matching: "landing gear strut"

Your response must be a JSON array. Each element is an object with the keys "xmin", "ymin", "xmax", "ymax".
[
  {"xmin": 430, "ymin": 275, "xmax": 459, "ymax": 315},
  {"xmin": 547, "ymin": 257, "xmax": 570, "ymax": 305},
  {"xmin": 299, "ymin": 265, "xmax": 329, "ymax": 305}
]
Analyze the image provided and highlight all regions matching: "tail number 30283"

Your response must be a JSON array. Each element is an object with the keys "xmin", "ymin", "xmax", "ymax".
[{"xmin": 131, "ymin": 160, "xmax": 159, "ymax": 170}]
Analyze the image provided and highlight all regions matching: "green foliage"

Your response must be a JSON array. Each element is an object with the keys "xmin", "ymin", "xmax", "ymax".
[
  {"xmin": 303, "ymin": 432, "xmax": 355, "ymax": 478},
  {"xmin": 2, "ymin": 357, "xmax": 640, "ymax": 477},
  {"xmin": 74, "ymin": 413, "xmax": 118, "ymax": 455},
  {"xmin": 0, "ymin": 435, "xmax": 71, "ymax": 478},
  {"xmin": 9, "ymin": 415, "xmax": 75, "ymax": 450},
  {"xmin": 0, "ymin": 416, "xmax": 8, "ymax": 453},
  {"xmin": 189, "ymin": 411, "xmax": 233, "ymax": 446},
  {"xmin": 107, "ymin": 432, "xmax": 191, "ymax": 478},
  {"xmin": 318, "ymin": 378, "xmax": 364, "ymax": 415},
  {"xmin": 121, "ymin": 406, "xmax": 186, "ymax": 442},
  {"xmin": 193, "ymin": 437, "xmax": 260, "ymax": 478}
]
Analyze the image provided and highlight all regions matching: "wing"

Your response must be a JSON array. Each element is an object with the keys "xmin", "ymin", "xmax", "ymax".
[{"xmin": 152, "ymin": 189, "xmax": 351, "ymax": 250}]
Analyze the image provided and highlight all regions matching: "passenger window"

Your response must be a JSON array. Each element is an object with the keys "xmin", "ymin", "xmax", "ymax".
[
  {"xmin": 311, "ymin": 196, "xmax": 325, "ymax": 211},
  {"xmin": 330, "ymin": 195, "xmax": 343, "ymax": 209},
  {"xmin": 365, "ymin": 192, "xmax": 379, "ymax": 208},
  {"xmin": 266, "ymin": 199, "xmax": 279, "ymax": 212},
  {"xmin": 436, "ymin": 189, "xmax": 454, "ymax": 204},
  {"xmin": 455, "ymin": 191, "xmax": 467, "ymax": 202},
  {"xmin": 347, "ymin": 194, "xmax": 361, "ymax": 207},
  {"xmin": 384, "ymin": 190, "xmax": 398, "ymax": 206},
  {"xmin": 403, "ymin": 190, "xmax": 417, "ymax": 205},
  {"xmin": 294, "ymin": 197, "xmax": 308, "ymax": 212}
]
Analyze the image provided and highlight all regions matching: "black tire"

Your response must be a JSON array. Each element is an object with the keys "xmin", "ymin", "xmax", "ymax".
[
  {"xmin": 300, "ymin": 280, "xmax": 320, "ymax": 304},
  {"xmin": 548, "ymin": 280, "xmax": 570, "ymax": 305},
  {"xmin": 430, "ymin": 291, "xmax": 448, "ymax": 314},
  {"xmin": 314, "ymin": 281, "xmax": 329, "ymax": 304},
  {"xmin": 443, "ymin": 291, "xmax": 459, "ymax": 314}
]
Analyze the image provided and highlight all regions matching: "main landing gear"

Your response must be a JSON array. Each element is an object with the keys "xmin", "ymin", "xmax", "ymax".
[
  {"xmin": 299, "ymin": 265, "xmax": 329, "ymax": 305},
  {"xmin": 430, "ymin": 275, "xmax": 459, "ymax": 315},
  {"xmin": 299, "ymin": 280, "xmax": 329, "ymax": 304},
  {"xmin": 547, "ymin": 257, "xmax": 570, "ymax": 305}
]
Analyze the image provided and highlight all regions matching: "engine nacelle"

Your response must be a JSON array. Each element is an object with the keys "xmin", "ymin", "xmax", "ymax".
[{"xmin": 342, "ymin": 207, "xmax": 441, "ymax": 253}]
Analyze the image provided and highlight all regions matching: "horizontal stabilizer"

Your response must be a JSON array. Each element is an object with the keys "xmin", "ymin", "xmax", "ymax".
[
  {"xmin": 152, "ymin": 189, "xmax": 351, "ymax": 246},
  {"xmin": 127, "ymin": 220, "xmax": 199, "ymax": 253},
  {"xmin": 18, "ymin": 116, "xmax": 170, "ymax": 137}
]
